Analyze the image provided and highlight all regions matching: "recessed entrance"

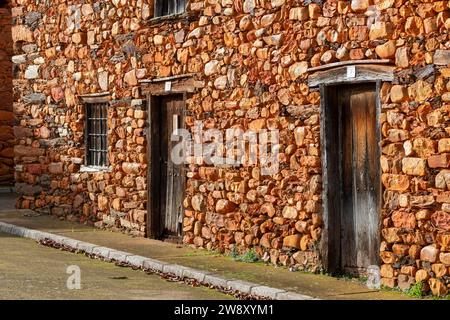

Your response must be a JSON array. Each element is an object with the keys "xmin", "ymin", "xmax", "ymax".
[
  {"xmin": 321, "ymin": 83, "xmax": 381, "ymax": 275},
  {"xmin": 148, "ymin": 94, "xmax": 185, "ymax": 241}
]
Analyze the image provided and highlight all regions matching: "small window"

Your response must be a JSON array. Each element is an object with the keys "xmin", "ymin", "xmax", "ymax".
[
  {"xmin": 154, "ymin": 0, "xmax": 186, "ymax": 17},
  {"xmin": 85, "ymin": 102, "xmax": 108, "ymax": 167}
]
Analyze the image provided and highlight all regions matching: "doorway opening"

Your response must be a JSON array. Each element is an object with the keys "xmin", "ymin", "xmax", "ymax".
[
  {"xmin": 148, "ymin": 94, "xmax": 185, "ymax": 241},
  {"xmin": 321, "ymin": 83, "xmax": 381, "ymax": 276}
]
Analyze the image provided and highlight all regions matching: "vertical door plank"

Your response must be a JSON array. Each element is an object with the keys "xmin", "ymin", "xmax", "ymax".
[
  {"xmin": 171, "ymin": 100, "xmax": 178, "ymax": 236},
  {"xmin": 366, "ymin": 89, "xmax": 379, "ymax": 267},
  {"xmin": 166, "ymin": 98, "xmax": 172, "ymax": 235},
  {"xmin": 149, "ymin": 95, "xmax": 163, "ymax": 239},
  {"xmin": 169, "ymin": 98, "xmax": 176, "ymax": 234},
  {"xmin": 348, "ymin": 84, "xmax": 378, "ymax": 272},
  {"xmin": 320, "ymin": 84, "xmax": 342, "ymax": 273},
  {"xmin": 352, "ymin": 88, "xmax": 369, "ymax": 270},
  {"xmin": 164, "ymin": 97, "xmax": 178, "ymax": 235},
  {"xmin": 173, "ymin": 98, "xmax": 184, "ymax": 236},
  {"xmin": 341, "ymin": 87, "xmax": 355, "ymax": 271},
  {"xmin": 160, "ymin": 97, "xmax": 168, "ymax": 236}
]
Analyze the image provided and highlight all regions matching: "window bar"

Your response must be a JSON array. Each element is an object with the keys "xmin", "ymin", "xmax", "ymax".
[
  {"xmin": 101, "ymin": 104, "xmax": 106, "ymax": 166},
  {"xmin": 90, "ymin": 105, "xmax": 95, "ymax": 166},
  {"xmin": 166, "ymin": 0, "xmax": 172, "ymax": 16},
  {"xmin": 90, "ymin": 106, "xmax": 95, "ymax": 166},
  {"xmin": 98, "ymin": 105, "xmax": 105, "ymax": 166},
  {"xmin": 98, "ymin": 105, "xmax": 101, "ymax": 166},
  {"xmin": 96, "ymin": 104, "xmax": 101, "ymax": 166},
  {"xmin": 86, "ymin": 105, "xmax": 90, "ymax": 165},
  {"xmin": 94, "ymin": 104, "xmax": 98, "ymax": 166},
  {"xmin": 105, "ymin": 106, "xmax": 108, "ymax": 165},
  {"xmin": 91, "ymin": 107, "xmax": 94, "ymax": 166},
  {"xmin": 177, "ymin": 0, "xmax": 185, "ymax": 14},
  {"xmin": 98, "ymin": 104, "xmax": 102, "ymax": 166}
]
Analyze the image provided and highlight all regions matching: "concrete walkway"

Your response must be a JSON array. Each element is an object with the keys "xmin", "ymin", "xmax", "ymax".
[
  {"xmin": 0, "ymin": 232, "xmax": 234, "ymax": 300},
  {"xmin": 0, "ymin": 193, "xmax": 412, "ymax": 300}
]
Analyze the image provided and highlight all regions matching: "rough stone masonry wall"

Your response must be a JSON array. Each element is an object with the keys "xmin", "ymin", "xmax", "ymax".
[
  {"xmin": 11, "ymin": 0, "xmax": 150, "ymax": 236},
  {"xmin": 9, "ymin": 0, "xmax": 450, "ymax": 296},
  {"xmin": 0, "ymin": 5, "xmax": 14, "ymax": 186}
]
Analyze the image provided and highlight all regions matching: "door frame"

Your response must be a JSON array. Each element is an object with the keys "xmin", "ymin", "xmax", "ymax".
[
  {"xmin": 141, "ymin": 75, "xmax": 196, "ymax": 239},
  {"xmin": 309, "ymin": 62, "xmax": 394, "ymax": 273}
]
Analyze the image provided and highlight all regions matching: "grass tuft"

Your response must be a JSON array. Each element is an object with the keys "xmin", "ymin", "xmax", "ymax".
[
  {"xmin": 230, "ymin": 247, "xmax": 259, "ymax": 263},
  {"xmin": 405, "ymin": 281, "xmax": 424, "ymax": 298}
]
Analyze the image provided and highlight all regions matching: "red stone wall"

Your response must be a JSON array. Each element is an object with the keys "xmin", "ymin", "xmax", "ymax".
[
  {"xmin": 9, "ymin": 0, "xmax": 450, "ymax": 296},
  {"xmin": 11, "ymin": 0, "xmax": 149, "ymax": 234},
  {"xmin": 0, "ymin": 5, "xmax": 14, "ymax": 186}
]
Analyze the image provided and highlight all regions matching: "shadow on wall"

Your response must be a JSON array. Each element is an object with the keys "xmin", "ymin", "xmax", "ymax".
[{"xmin": 0, "ymin": 2, "xmax": 14, "ymax": 186}]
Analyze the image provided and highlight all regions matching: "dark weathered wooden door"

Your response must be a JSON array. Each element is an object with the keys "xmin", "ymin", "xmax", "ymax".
[
  {"xmin": 321, "ymin": 83, "xmax": 380, "ymax": 275},
  {"xmin": 150, "ymin": 94, "xmax": 185, "ymax": 239},
  {"xmin": 340, "ymin": 84, "xmax": 379, "ymax": 274}
]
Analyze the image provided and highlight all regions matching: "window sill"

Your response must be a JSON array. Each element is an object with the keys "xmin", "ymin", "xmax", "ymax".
[
  {"xmin": 80, "ymin": 165, "xmax": 112, "ymax": 173},
  {"xmin": 146, "ymin": 11, "xmax": 198, "ymax": 26}
]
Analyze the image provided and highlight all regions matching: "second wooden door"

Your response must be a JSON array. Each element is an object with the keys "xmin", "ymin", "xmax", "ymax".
[{"xmin": 322, "ymin": 83, "xmax": 381, "ymax": 275}]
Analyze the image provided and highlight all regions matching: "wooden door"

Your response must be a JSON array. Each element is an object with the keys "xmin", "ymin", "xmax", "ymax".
[
  {"xmin": 149, "ymin": 94, "xmax": 185, "ymax": 239},
  {"xmin": 321, "ymin": 83, "xmax": 380, "ymax": 275},
  {"xmin": 340, "ymin": 84, "xmax": 379, "ymax": 274}
]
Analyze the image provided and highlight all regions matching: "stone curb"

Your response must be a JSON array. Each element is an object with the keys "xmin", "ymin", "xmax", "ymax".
[{"xmin": 0, "ymin": 221, "xmax": 317, "ymax": 300}]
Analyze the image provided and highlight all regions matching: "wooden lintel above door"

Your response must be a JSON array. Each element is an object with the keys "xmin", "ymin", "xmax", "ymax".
[
  {"xmin": 140, "ymin": 74, "xmax": 199, "ymax": 95},
  {"xmin": 308, "ymin": 62, "xmax": 394, "ymax": 88}
]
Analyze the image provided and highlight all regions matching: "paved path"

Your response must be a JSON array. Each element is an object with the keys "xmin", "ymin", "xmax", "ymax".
[
  {"xmin": 0, "ymin": 232, "xmax": 234, "ymax": 300},
  {"xmin": 0, "ymin": 193, "xmax": 412, "ymax": 300}
]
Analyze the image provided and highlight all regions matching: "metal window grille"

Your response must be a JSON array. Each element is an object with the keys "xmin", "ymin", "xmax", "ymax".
[
  {"xmin": 154, "ymin": 0, "xmax": 186, "ymax": 17},
  {"xmin": 85, "ymin": 103, "xmax": 108, "ymax": 167}
]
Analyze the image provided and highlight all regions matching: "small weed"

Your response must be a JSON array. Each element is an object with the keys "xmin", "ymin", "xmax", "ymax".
[
  {"xmin": 405, "ymin": 281, "xmax": 424, "ymax": 298},
  {"xmin": 380, "ymin": 282, "xmax": 434, "ymax": 299},
  {"xmin": 231, "ymin": 248, "xmax": 259, "ymax": 263},
  {"xmin": 359, "ymin": 275, "xmax": 368, "ymax": 284},
  {"xmin": 239, "ymin": 248, "xmax": 259, "ymax": 263}
]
